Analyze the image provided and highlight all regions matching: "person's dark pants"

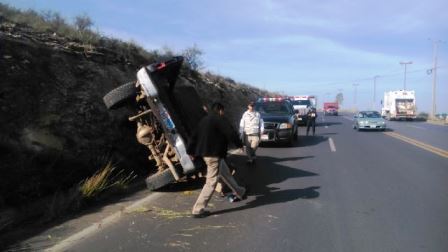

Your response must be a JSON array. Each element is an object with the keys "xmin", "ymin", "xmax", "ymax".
[{"xmin": 306, "ymin": 119, "xmax": 316, "ymax": 136}]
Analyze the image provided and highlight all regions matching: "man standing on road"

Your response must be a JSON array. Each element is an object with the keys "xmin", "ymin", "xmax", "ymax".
[
  {"xmin": 306, "ymin": 107, "xmax": 317, "ymax": 136},
  {"xmin": 187, "ymin": 102, "xmax": 246, "ymax": 218},
  {"xmin": 239, "ymin": 101, "xmax": 264, "ymax": 164}
]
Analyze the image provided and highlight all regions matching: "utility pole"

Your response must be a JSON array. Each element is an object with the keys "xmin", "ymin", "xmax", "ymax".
[
  {"xmin": 400, "ymin": 61, "xmax": 412, "ymax": 90},
  {"xmin": 353, "ymin": 83, "xmax": 359, "ymax": 112},
  {"xmin": 373, "ymin": 75, "xmax": 380, "ymax": 110},
  {"xmin": 430, "ymin": 39, "xmax": 442, "ymax": 118}
]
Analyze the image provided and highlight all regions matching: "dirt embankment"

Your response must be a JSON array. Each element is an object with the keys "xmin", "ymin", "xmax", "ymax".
[{"xmin": 0, "ymin": 21, "xmax": 271, "ymax": 217}]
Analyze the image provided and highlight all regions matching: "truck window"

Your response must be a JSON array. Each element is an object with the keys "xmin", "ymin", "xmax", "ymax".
[
  {"xmin": 256, "ymin": 102, "xmax": 291, "ymax": 115},
  {"xmin": 291, "ymin": 100, "xmax": 311, "ymax": 106}
]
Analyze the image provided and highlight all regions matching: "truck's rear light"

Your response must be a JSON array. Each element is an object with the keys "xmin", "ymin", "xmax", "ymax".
[{"xmin": 156, "ymin": 62, "xmax": 166, "ymax": 70}]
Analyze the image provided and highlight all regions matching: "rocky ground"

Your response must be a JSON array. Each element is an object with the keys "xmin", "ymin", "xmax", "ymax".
[{"xmin": 0, "ymin": 19, "xmax": 273, "ymax": 237}]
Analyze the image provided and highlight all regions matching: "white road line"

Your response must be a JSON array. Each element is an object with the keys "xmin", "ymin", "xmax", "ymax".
[
  {"xmin": 407, "ymin": 125, "xmax": 426, "ymax": 130},
  {"xmin": 329, "ymin": 137, "xmax": 336, "ymax": 152},
  {"xmin": 343, "ymin": 116, "xmax": 354, "ymax": 121},
  {"xmin": 47, "ymin": 192, "xmax": 164, "ymax": 252}
]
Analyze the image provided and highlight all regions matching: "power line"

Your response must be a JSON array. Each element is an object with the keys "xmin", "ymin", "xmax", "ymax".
[{"xmin": 296, "ymin": 66, "xmax": 447, "ymax": 88}]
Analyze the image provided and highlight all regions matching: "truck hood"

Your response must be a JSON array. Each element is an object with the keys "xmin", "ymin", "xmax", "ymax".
[{"xmin": 261, "ymin": 115, "xmax": 292, "ymax": 123}]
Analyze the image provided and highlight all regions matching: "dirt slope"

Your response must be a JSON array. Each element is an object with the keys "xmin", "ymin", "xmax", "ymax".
[{"xmin": 0, "ymin": 20, "xmax": 272, "ymax": 213}]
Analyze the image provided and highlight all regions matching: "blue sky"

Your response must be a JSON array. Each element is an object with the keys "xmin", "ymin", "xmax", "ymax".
[{"xmin": 3, "ymin": 0, "xmax": 448, "ymax": 112}]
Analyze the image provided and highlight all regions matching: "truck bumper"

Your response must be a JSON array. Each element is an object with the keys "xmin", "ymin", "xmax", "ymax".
[{"xmin": 260, "ymin": 129, "xmax": 294, "ymax": 142}]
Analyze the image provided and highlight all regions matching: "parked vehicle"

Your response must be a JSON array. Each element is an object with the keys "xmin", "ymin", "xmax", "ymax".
[
  {"xmin": 353, "ymin": 111, "xmax": 386, "ymax": 131},
  {"xmin": 255, "ymin": 97, "xmax": 298, "ymax": 145},
  {"xmin": 290, "ymin": 95, "xmax": 317, "ymax": 125},
  {"xmin": 103, "ymin": 56, "xmax": 207, "ymax": 190},
  {"xmin": 381, "ymin": 90, "xmax": 417, "ymax": 120},
  {"xmin": 324, "ymin": 102, "xmax": 339, "ymax": 116}
]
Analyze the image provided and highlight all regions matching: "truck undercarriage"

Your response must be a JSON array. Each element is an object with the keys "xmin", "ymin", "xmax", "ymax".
[{"xmin": 103, "ymin": 57, "xmax": 207, "ymax": 190}]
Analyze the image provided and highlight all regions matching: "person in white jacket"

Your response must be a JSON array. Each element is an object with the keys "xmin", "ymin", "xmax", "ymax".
[{"xmin": 239, "ymin": 101, "xmax": 264, "ymax": 164}]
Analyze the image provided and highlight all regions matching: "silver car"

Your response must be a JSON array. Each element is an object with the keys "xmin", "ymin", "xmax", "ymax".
[{"xmin": 353, "ymin": 111, "xmax": 386, "ymax": 131}]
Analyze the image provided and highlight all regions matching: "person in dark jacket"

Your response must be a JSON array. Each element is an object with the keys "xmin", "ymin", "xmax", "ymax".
[
  {"xmin": 187, "ymin": 102, "xmax": 246, "ymax": 218},
  {"xmin": 306, "ymin": 108, "xmax": 317, "ymax": 136}
]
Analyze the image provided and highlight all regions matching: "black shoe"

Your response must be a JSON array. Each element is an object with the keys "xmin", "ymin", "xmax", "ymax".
[{"xmin": 192, "ymin": 210, "xmax": 210, "ymax": 218}]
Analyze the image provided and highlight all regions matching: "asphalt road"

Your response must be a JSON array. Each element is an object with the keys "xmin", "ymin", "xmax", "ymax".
[{"xmin": 63, "ymin": 114, "xmax": 448, "ymax": 252}]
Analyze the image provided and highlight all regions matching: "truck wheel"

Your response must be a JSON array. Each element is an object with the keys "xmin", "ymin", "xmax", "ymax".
[
  {"xmin": 145, "ymin": 169, "xmax": 176, "ymax": 191},
  {"xmin": 103, "ymin": 82, "xmax": 137, "ymax": 109}
]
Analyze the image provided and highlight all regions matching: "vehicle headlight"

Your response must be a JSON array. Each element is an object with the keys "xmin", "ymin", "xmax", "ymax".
[
  {"xmin": 359, "ymin": 120, "xmax": 367, "ymax": 125},
  {"xmin": 380, "ymin": 121, "xmax": 385, "ymax": 124},
  {"xmin": 279, "ymin": 123, "xmax": 292, "ymax": 129}
]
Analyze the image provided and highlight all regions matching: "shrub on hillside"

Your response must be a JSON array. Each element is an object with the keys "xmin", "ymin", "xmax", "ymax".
[{"xmin": 182, "ymin": 45, "xmax": 204, "ymax": 71}]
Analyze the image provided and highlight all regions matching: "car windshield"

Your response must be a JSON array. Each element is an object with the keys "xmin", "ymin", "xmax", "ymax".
[
  {"xmin": 291, "ymin": 100, "xmax": 310, "ymax": 106},
  {"xmin": 361, "ymin": 111, "xmax": 381, "ymax": 118},
  {"xmin": 256, "ymin": 102, "xmax": 290, "ymax": 115}
]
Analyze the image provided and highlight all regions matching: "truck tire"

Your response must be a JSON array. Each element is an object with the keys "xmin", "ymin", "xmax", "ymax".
[
  {"xmin": 145, "ymin": 169, "xmax": 176, "ymax": 191},
  {"xmin": 103, "ymin": 82, "xmax": 137, "ymax": 110}
]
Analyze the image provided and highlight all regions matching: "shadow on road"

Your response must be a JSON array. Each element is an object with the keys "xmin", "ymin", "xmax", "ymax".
[
  {"xmin": 296, "ymin": 135, "xmax": 328, "ymax": 147},
  {"xmin": 356, "ymin": 128, "xmax": 394, "ymax": 132},
  {"xmin": 210, "ymin": 154, "xmax": 320, "ymax": 215},
  {"xmin": 212, "ymin": 186, "xmax": 320, "ymax": 215},
  {"xmin": 260, "ymin": 135, "xmax": 328, "ymax": 148},
  {"xmin": 316, "ymin": 121, "xmax": 342, "ymax": 127}
]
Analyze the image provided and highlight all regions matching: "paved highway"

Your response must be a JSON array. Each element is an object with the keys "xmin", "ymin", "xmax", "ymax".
[{"xmin": 61, "ymin": 114, "xmax": 448, "ymax": 252}]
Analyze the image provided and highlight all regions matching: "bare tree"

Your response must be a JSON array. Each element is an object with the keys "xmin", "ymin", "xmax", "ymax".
[
  {"xmin": 42, "ymin": 11, "xmax": 66, "ymax": 31},
  {"xmin": 74, "ymin": 14, "xmax": 93, "ymax": 31},
  {"xmin": 183, "ymin": 44, "xmax": 204, "ymax": 71}
]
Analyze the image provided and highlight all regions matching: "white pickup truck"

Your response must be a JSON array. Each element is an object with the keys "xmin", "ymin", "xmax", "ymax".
[
  {"xmin": 289, "ymin": 95, "xmax": 316, "ymax": 125},
  {"xmin": 381, "ymin": 90, "xmax": 417, "ymax": 120},
  {"xmin": 103, "ymin": 57, "xmax": 208, "ymax": 190}
]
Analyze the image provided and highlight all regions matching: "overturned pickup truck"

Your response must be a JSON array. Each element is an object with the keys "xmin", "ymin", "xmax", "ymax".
[{"xmin": 103, "ymin": 56, "xmax": 207, "ymax": 190}]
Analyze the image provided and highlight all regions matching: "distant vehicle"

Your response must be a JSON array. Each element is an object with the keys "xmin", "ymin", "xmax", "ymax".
[
  {"xmin": 255, "ymin": 97, "xmax": 298, "ymax": 145},
  {"xmin": 323, "ymin": 102, "xmax": 339, "ymax": 116},
  {"xmin": 435, "ymin": 113, "xmax": 447, "ymax": 120},
  {"xmin": 353, "ymin": 111, "xmax": 386, "ymax": 131},
  {"xmin": 289, "ymin": 95, "xmax": 317, "ymax": 125},
  {"xmin": 381, "ymin": 90, "xmax": 416, "ymax": 120}
]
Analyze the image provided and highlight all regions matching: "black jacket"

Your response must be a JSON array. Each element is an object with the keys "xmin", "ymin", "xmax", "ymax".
[
  {"xmin": 306, "ymin": 110, "xmax": 317, "ymax": 122},
  {"xmin": 187, "ymin": 113, "xmax": 242, "ymax": 158}
]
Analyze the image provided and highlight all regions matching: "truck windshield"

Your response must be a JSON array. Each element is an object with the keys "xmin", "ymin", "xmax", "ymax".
[
  {"xmin": 256, "ymin": 102, "xmax": 291, "ymax": 115},
  {"xmin": 291, "ymin": 100, "xmax": 310, "ymax": 106}
]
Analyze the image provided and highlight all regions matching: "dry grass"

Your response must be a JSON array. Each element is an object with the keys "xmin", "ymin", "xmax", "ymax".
[
  {"xmin": 79, "ymin": 161, "xmax": 136, "ymax": 199},
  {"xmin": 79, "ymin": 161, "xmax": 114, "ymax": 198}
]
